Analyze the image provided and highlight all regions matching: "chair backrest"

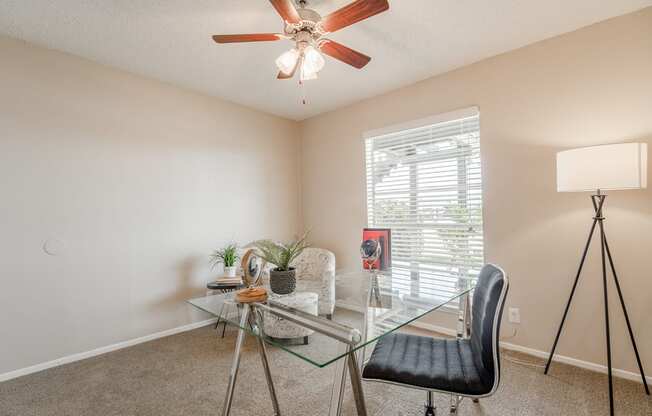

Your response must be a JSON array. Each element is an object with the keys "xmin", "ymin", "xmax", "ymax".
[
  {"xmin": 469, "ymin": 264, "xmax": 509, "ymax": 393},
  {"xmin": 292, "ymin": 247, "xmax": 335, "ymax": 281}
]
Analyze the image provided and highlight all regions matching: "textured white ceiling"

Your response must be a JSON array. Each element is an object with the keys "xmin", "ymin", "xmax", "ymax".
[{"xmin": 1, "ymin": 0, "xmax": 650, "ymax": 120}]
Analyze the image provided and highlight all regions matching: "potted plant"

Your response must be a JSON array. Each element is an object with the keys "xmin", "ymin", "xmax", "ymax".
[
  {"xmin": 210, "ymin": 243, "xmax": 239, "ymax": 277},
  {"xmin": 254, "ymin": 232, "xmax": 309, "ymax": 295}
]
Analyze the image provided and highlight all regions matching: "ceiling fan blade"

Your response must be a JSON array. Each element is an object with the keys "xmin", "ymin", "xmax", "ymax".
[
  {"xmin": 277, "ymin": 55, "xmax": 302, "ymax": 80},
  {"xmin": 320, "ymin": 0, "xmax": 389, "ymax": 33},
  {"xmin": 269, "ymin": 0, "xmax": 301, "ymax": 24},
  {"xmin": 212, "ymin": 33, "xmax": 281, "ymax": 43},
  {"xmin": 319, "ymin": 40, "xmax": 371, "ymax": 69}
]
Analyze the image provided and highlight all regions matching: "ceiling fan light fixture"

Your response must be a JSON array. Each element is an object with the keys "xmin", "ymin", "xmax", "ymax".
[
  {"xmin": 300, "ymin": 64, "xmax": 319, "ymax": 81},
  {"xmin": 275, "ymin": 48, "xmax": 300, "ymax": 74},
  {"xmin": 302, "ymin": 46, "xmax": 325, "ymax": 72}
]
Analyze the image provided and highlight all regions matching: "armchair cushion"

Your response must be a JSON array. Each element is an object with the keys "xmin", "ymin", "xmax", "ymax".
[{"xmin": 292, "ymin": 248, "xmax": 336, "ymax": 316}]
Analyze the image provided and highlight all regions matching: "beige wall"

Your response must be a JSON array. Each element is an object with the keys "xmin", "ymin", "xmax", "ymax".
[
  {"xmin": 300, "ymin": 7, "xmax": 652, "ymax": 375},
  {"xmin": 2, "ymin": 6, "xmax": 651, "ymax": 381},
  {"xmin": 0, "ymin": 36, "xmax": 301, "ymax": 375}
]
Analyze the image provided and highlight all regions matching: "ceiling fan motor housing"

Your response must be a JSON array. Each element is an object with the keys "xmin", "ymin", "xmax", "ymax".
[
  {"xmin": 285, "ymin": 8, "xmax": 323, "ymax": 38},
  {"xmin": 297, "ymin": 8, "xmax": 321, "ymax": 24},
  {"xmin": 285, "ymin": 7, "xmax": 324, "ymax": 48}
]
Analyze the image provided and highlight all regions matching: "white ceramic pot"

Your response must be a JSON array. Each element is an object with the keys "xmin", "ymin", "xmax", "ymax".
[{"xmin": 224, "ymin": 266, "xmax": 237, "ymax": 278}]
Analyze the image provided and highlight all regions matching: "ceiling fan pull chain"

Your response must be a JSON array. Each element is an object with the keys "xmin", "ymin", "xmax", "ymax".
[{"xmin": 299, "ymin": 79, "xmax": 308, "ymax": 105}]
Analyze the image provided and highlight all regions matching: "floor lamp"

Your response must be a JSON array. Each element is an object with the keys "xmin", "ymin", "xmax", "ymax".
[{"xmin": 545, "ymin": 142, "xmax": 649, "ymax": 416}]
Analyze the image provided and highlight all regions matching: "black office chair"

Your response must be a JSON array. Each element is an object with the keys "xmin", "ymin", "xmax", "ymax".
[{"xmin": 362, "ymin": 264, "xmax": 509, "ymax": 415}]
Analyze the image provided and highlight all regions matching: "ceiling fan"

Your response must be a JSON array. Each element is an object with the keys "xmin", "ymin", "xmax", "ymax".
[{"xmin": 212, "ymin": 0, "xmax": 389, "ymax": 81}]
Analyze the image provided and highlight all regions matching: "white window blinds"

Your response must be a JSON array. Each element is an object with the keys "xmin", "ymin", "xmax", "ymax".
[{"xmin": 365, "ymin": 108, "xmax": 484, "ymax": 300}]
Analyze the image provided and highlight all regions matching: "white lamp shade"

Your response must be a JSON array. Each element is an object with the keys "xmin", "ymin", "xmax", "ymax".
[{"xmin": 557, "ymin": 143, "xmax": 647, "ymax": 192}]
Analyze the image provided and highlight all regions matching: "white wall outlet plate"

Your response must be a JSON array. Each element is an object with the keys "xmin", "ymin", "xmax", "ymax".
[{"xmin": 508, "ymin": 307, "xmax": 521, "ymax": 324}]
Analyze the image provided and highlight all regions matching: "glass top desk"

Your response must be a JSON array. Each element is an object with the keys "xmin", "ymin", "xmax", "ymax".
[{"xmin": 188, "ymin": 268, "xmax": 475, "ymax": 416}]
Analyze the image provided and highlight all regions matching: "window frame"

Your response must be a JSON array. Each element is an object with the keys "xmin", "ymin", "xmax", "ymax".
[{"xmin": 363, "ymin": 107, "xmax": 484, "ymax": 311}]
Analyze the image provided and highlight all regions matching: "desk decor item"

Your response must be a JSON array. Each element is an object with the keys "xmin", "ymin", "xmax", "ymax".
[
  {"xmin": 215, "ymin": 276, "xmax": 243, "ymax": 285},
  {"xmin": 546, "ymin": 143, "xmax": 649, "ymax": 416},
  {"xmin": 360, "ymin": 238, "xmax": 381, "ymax": 269},
  {"xmin": 360, "ymin": 238, "xmax": 392, "ymax": 309},
  {"xmin": 210, "ymin": 243, "xmax": 240, "ymax": 278},
  {"xmin": 360, "ymin": 238, "xmax": 382, "ymax": 308},
  {"xmin": 240, "ymin": 248, "xmax": 265, "ymax": 287},
  {"xmin": 253, "ymin": 231, "xmax": 310, "ymax": 295},
  {"xmin": 236, "ymin": 286, "xmax": 268, "ymax": 303},
  {"xmin": 362, "ymin": 228, "xmax": 391, "ymax": 270}
]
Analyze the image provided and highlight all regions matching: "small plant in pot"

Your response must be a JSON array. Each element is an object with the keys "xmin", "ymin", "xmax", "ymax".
[
  {"xmin": 210, "ymin": 243, "xmax": 239, "ymax": 277},
  {"xmin": 254, "ymin": 232, "xmax": 309, "ymax": 295}
]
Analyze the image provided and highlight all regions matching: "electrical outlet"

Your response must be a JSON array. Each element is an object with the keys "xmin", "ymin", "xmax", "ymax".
[{"xmin": 508, "ymin": 307, "xmax": 521, "ymax": 324}]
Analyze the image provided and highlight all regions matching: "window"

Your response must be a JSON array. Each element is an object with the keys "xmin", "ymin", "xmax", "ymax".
[{"xmin": 364, "ymin": 108, "xmax": 483, "ymax": 301}]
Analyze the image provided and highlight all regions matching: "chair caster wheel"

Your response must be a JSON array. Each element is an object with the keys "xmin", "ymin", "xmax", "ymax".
[
  {"xmin": 472, "ymin": 398, "xmax": 479, "ymax": 403},
  {"xmin": 424, "ymin": 406, "xmax": 436, "ymax": 416}
]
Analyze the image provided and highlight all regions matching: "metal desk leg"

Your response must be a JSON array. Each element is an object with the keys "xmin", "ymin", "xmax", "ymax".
[
  {"xmin": 222, "ymin": 304, "xmax": 250, "ymax": 416},
  {"xmin": 329, "ymin": 343, "xmax": 349, "ymax": 416},
  {"xmin": 358, "ymin": 272, "xmax": 374, "ymax": 373},
  {"xmin": 329, "ymin": 344, "xmax": 368, "ymax": 416},
  {"xmin": 251, "ymin": 307, "xmax": 281, "ymax": 416},
  {"xmin": 348, "ymin": 347, "xmax": 368, "ymax": 416},
  {"xmin": 358, "ymin": 310, "xmax": 369, "ymax": 373}
]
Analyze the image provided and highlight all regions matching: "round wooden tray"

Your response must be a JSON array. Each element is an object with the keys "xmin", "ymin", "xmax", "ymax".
[{"xmin": 235, "ymin": 287, "xmax": 268, "ymax": 303}]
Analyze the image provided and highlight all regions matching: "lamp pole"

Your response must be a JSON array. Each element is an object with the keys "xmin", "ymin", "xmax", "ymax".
[{"xmin": 544, "ymin": 190, "xmax": 649, "ymax": 416}]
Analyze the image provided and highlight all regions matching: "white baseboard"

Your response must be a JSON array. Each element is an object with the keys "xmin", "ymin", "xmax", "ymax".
[
  {"xmin": 0, "ymin": 318, "xmax": 217, "ymax": 383},
  {"xmin": 3, "ymin": 309, "xmax": 650, "ymax": 388},
  {"xmin": 408, "ymin": 321, "xmax": 652, "ymax": 385}
]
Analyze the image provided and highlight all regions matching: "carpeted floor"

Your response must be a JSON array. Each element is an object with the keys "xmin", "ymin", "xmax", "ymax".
[{"xmin": 1, "ymin": 324, "xmax": 650, "ymax": 416}]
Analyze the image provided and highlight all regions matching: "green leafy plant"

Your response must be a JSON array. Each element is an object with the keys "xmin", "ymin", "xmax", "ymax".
[
  {"xmin": 209, "ymin": 243, "xmax": 239, "ymax": 268},
  {"xmin": 253, "ymin": 231, "xmax": 310, "ymax": 271}
]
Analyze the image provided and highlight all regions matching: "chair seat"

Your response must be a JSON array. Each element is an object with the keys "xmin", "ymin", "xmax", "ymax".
[{"xmin": 362, "ymin": 333, "xmax": 493, "ymax": 396}]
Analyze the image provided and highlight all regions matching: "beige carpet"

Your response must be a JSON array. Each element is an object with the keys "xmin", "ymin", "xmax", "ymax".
[{"xmin": 1, "ymin": 324, "xmax": 650, "ymax": 416}]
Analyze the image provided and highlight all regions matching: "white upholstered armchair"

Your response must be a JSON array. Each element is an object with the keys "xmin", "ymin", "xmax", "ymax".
[
  {"xmin": 292, "ymin": 248, "xmax": 336, "ymax": 318},
  {"xmin": 237, "ymin": 245, "xmax": 336, "ymax": 318}
]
